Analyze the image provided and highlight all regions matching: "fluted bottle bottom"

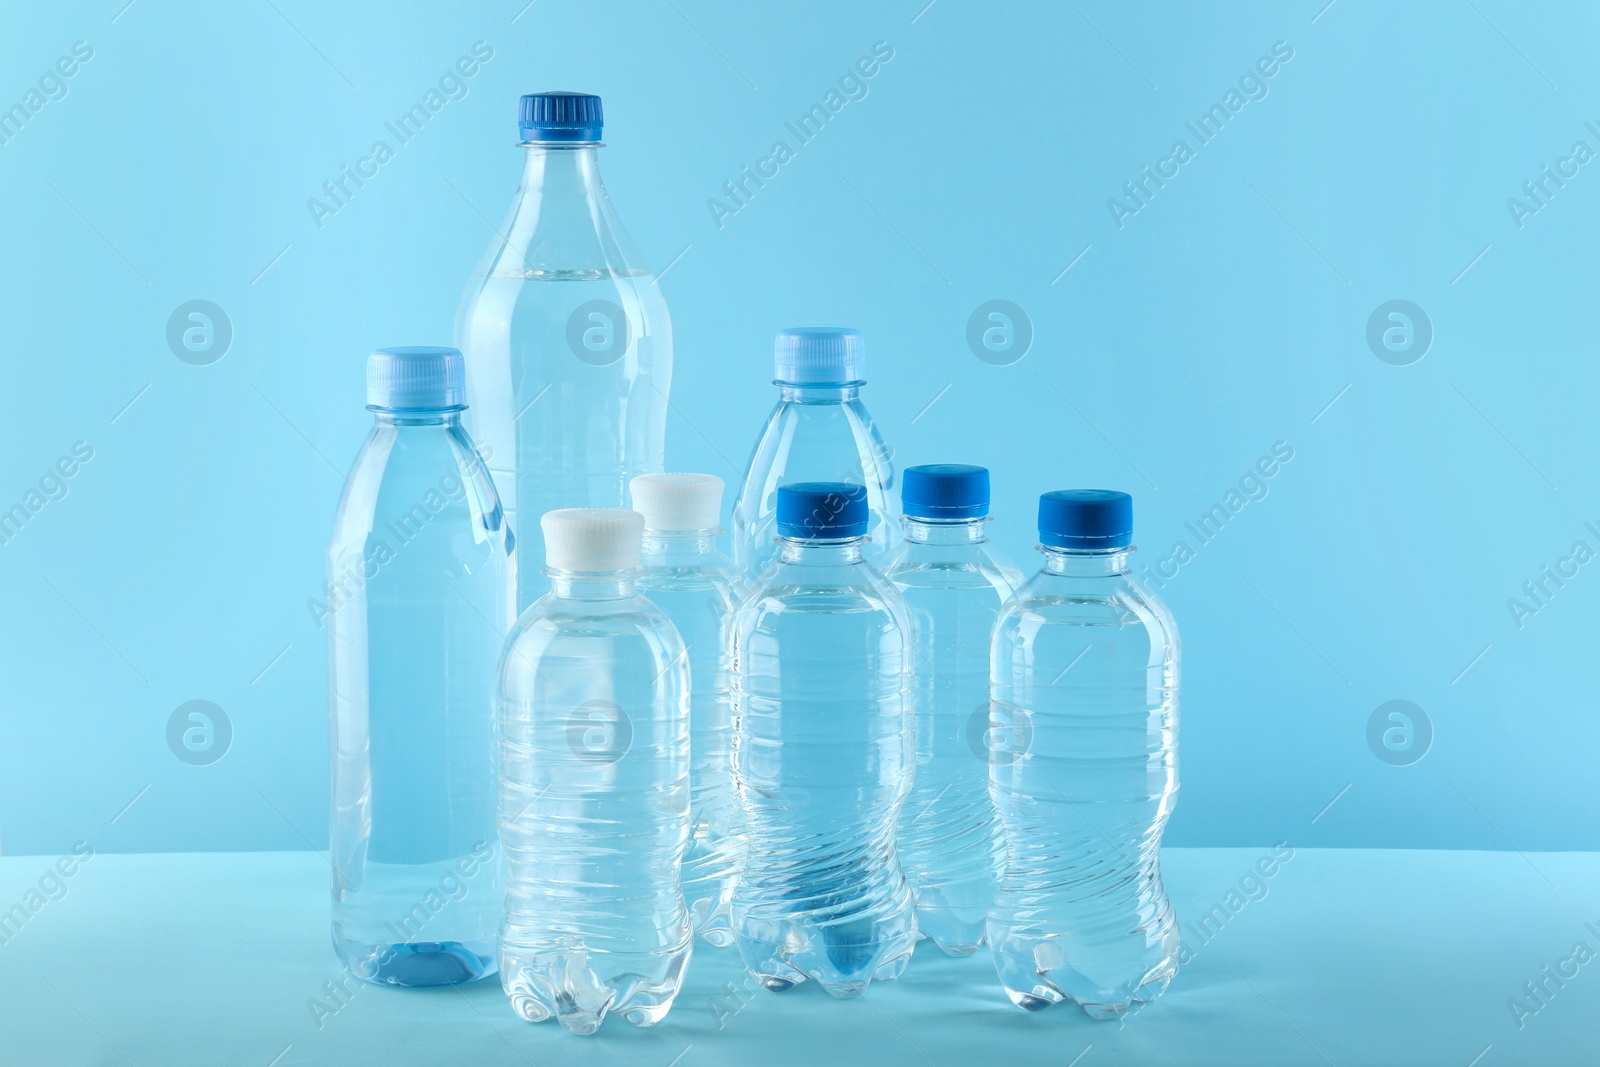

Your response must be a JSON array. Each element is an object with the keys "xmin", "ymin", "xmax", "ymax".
[
  {"xmin": 684, "ymin": 868, "xmax": 737, "ymax": 948},
  {"xmin": 499, "ymin": 943, "xmax": 692, "ymax": 1035},
  {"xmin": 733, "ymin": 906, "xmax": 917, "ymax": 999},
  {"xmin": 907, "ymin": 881, "xmax": 992, "ymax": 957},
  {"xmin": 988, "ymin": 907, "xmax": 1180, "ymax": 1019}
]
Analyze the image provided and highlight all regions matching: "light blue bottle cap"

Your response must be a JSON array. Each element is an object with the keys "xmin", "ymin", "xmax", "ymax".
[
  {"xmin": 519, "ymin": 92, "xmax": 602, "ymax": 143},
  {"xmin": 1038, "ymin": 489, "xmax": 1133, "ymax": 550},
  {"xmin": 366, "ymin": 347, "xmax": 466, "ymax": 411},
  {"xmin": 774, "ymin": 327, "xmax": 866, "ymax": 385}
]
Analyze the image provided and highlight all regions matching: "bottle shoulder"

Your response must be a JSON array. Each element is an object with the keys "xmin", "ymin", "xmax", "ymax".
[
  {"xmin": 329, "ymin": 423, "xmax": 508, "ymax": 551},
  {"xmin": 886, "ymin": 541, "xmax": 1023, "ymax": 596},
  {"xmin": 737, "ymin": 561, "xmax": 908, "ymax": 626},
  {"xmin": 505, "ymin": 592, "xmax": 683, "ymax": 656},
  {"xmin": 996, "ymin": 568, "xmax": 1179, "ymax": 646}
]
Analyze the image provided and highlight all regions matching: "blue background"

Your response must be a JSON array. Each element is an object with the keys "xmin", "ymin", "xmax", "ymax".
[{"xmin": 0, "ymin": 0, "xmax": 1595, "ymax": 857}]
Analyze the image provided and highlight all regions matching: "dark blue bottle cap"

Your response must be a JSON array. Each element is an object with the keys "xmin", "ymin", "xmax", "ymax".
[
  {"xmin": 1038, "ymin": 489, "xmax": 1133, "ymax": 549},
  {"xmin": 902, "ymin": 464, "xmax": 990, "ymax": 519},
  {"xmin": 776, "ymin": 482, "xmax": 868, "ymax": 540},
  {"xmin": 519, "ymin": 92, "xmax": 602, "ymax": 143}
]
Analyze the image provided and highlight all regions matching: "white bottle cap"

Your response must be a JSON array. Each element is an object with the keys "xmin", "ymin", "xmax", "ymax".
[
  {"xmin": 540, "ymin": 508, "xmax": 644, "ymax": 571},
  {"xmin": 629, "ymin": 473, "xmax": 724, "ymax": 532}
]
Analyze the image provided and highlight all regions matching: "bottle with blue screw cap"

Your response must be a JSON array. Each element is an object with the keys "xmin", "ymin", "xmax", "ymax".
[
  {"xmin": 884, "ymin": 464, "xmax": 1022, "ymax": 956},
  {"xmin": 732, "ymin": 328, "xmax": 898, "ymax": 578},
  {"xmin": 731, "ymin": 481, "xmax": 918, "ymax": 997},
  {"xmin": 457, "ymin": 90, "xmax": 672, "ymax": 613},
  {"xmin": 988, "ymin": 489, "xmax": 1182, "ymax": 1018},
  {"xmin": 327, "ymin": 346, "xmax": 513, "ymax": 988}
]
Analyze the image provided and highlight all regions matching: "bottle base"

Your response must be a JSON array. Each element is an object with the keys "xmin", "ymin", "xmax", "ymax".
[
  {"xmin": 999, "ymin": 962, "xmax": 1177, "ymax": 1019},
  {"xmin": 500, "ymin": 945, "xmax": 690, "ymax": 1035},
  {"xmin": 334, "ymin": 938, "xmax": 496, "ymax": 987},
  {"xmin": 736, "ymin": 913, "xmax": 917, "ymax": 999}
]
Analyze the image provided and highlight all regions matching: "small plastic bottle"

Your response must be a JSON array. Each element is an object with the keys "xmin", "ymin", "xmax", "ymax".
[
  {"xmin": 326, "ymin": 346, "xmax": 512, "ymax": 986},
  {"xmin": 988, "ymin": 490, "xmax": 1181, "ymax": 1018},
  {"xmin": 732, "ymin": 482, "xmax": 917, "ymax": 998},
  {"xmin": 631, "ymin": 473, "xmax": 744, "ymax": 947},
  {"xmin": 884, "ymin": 464, "xmax": 1021, "ymax": 956},
  {"xmin": 498, "ymin": 508, "xmax": 692, "ymax": 1034},
  {"xmin": 732, "ymin": 327, "xmax": 897, "ymax": 577}
]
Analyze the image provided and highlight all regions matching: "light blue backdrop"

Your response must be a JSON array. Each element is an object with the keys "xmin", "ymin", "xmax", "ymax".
[{"xmin": 0, "ymin": 0, "xmax": 1594, "ymax": 856}]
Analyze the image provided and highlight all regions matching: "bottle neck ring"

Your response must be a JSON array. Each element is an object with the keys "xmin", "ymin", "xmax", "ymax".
[
  {"xmin": 903, "ymin": 516, "xmax": 989, "ymax": 545},
  {"xmin": 546, "ymin": 567, "xmax": 636, "ymax": 600},
  {"xmin": 776, "ymin": 382, "xmax": 861, "ymax": 403},
  {"xmin": 777, "ymin": 536, "xmax": 867, "ymax": 565},
  {"xmin": 1041, "ymin": 545, "xmax": 1132, "ymax": 576},
  {"xmin": 369, "ymin": 408, "xmax": 463, "ymax": 427}
]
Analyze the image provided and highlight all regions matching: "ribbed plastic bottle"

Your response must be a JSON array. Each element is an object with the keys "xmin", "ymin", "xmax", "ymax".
[
  {"xmin": 988, "ymin": 490, "xmax": 1181, "ymax": 1018},
  {"xmin": 326, "ymin": 346, "xmax": 512, "ymax": 986},
  {"xmin": 631, "ymin": 473, "xmax": 744, "ymax": 947},
  {"xmin": 732, "ymin": 482, "xmax": 917, "ymax": 997},
  {"xmin": 457, "ymin": 91, "xmax": 671, "ymax": 611},
  {"xmin": 497, "ymin": 508, "xmax": 692, "ymax": 1034},
  {"xmin": 883, "ymin": 464, "xmax": 1021, "ymax": 956},
  {"xmin": 732, "ymin": 328, "xmax": 897, "ymax": 578}
]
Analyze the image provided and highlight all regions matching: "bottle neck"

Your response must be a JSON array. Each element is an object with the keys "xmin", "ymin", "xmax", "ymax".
[
  {"xmin": 641, "ymin": 529, "xmax": 720, "ymax": 557},
  {"xmin": 903, "ymin": 517, "xmax": 989, "ymax": 545},
  {"xmin": 778, "ymin": 536, "xmax": 867, "ymax": 565},
  {"xmin": 519, "ymin": 142, "xmax": 604, "ymax": 194},
  {"xmin": 777, "ymin": 382, "xmax": 861, "ymax": 403},
  {"xmin": 508, "ymin": 142, "xmax": 635, "ymax": 276},
  {"xmin": 1041, "ymin": 545, "xmax": 1132, "ymax": 577},
  {"xmin": 547, "ymin": 567, "xmax": 636, "ymax": 600},
  {"xmin": 370, "ymin": 409, "xmax": 463, "ymax": 429}
]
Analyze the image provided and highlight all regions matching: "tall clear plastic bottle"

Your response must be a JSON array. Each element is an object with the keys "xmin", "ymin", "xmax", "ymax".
[
  {"xmin": 457, "ymin": 91, "xmax": 671, "ymax": 612},
  {"xmin": 498, "ymin": 508, "xmax": 692, "ymax": 1035},
  {"xmin": 732, "ymin": 483, "xmax": 917, "ymax": 998},
  {"xmin": 988, "ymin": 490, "xmax": 1180, "ymax": 1018},
  {"xmin": 630, "ymin": 473, "xmax": 744, "ymax": 947},
  {"xmin": 326, "ymin": 347, "xmax": 512, "ymax": 986},
  {"xmin": 883, "ymin": 464, "xmax": 1021, "ymax": 957},
  {"xmin": 732, "ymin": 327, "xmax": 897, "ymax": 578}
]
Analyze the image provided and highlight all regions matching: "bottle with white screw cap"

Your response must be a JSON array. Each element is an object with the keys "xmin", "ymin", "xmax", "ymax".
[
  {"xmin": 630, "ymin": 473, "xmax": 744, "ymax": 947},
  {"xmin": 497, "ymin": 507, "xmax": 692, "ymax": 1035}
]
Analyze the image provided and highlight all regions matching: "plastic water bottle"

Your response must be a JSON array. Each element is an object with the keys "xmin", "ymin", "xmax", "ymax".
[
  {"xmin": 457, "ymin": 91, "xmax": 671, "ymax": 612},
  {"xmin": 988, "ymin": 490, "xmax": 1180, "ymax": 1018},
  {"xmin": 498, "ymin": 508, "xmax": 692, "ymax": 1034},
  {"xmin": 883, "ymin": 464, "xmax": 1021, "ymax": 956},
  {"xmin": 326, "ymin": 346, "xmax": 512, "ymax": 986},
  {"xmin": 732, "ymin": 482, "xmax": 917, "ymax": 998},
  {"xmin": 631, "ymin": 473, "xmax": 744, "ymax": 947},
  {"xmin": 732, "ymin": 328, "xmax": 897, "ymax": 578}
]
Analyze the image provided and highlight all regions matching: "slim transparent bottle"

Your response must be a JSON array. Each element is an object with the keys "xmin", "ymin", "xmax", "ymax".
[
  {"xmin": 498, "ymin": 508, "xmax": 692, "ymax": 1035},
  {"xmin": 631, "ymin": 473, "xmax": 744, "ymax": 947},
  {"xmin": 326, "ymin": 346, "xmax": 512, "ymax": 986},
  {"xmin": 456, "ymin": 91, "xmax": 671, "ymax": 612},
  {"xmin": 732, "ymin": 327, "xmax": 897, "ymax": 578},
  {"xmin": 732, "ymin": 482, "xmax": 917, "ymax": 998},
  {"xmin": 884, "ymin": 464, "xmax": 1021, "ymax": 956},
  {"xmin": 988, "ymin": 490, "xmax": 1180, "ymax": 1018}
]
